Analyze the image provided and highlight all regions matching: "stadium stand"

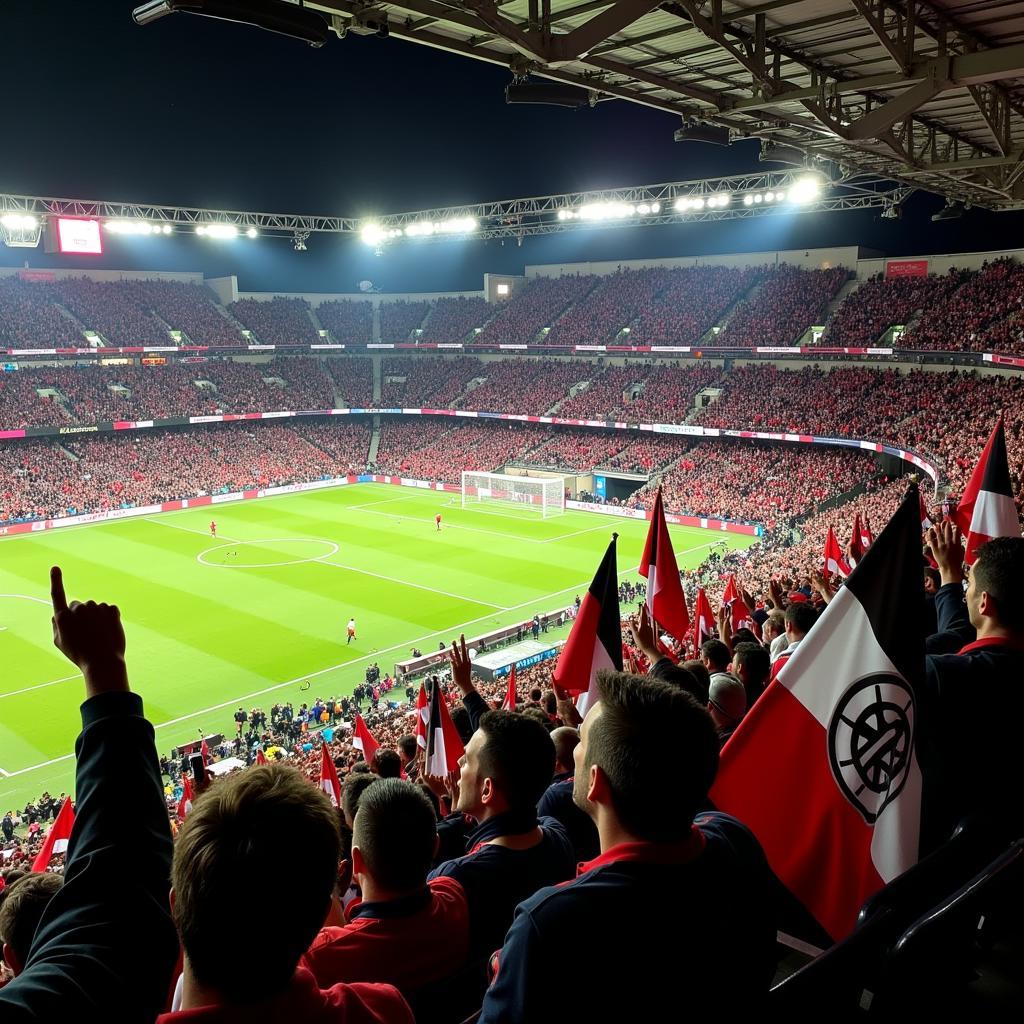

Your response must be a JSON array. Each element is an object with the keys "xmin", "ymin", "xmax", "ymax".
[
  {"xmin": 419, "ymin": 296, "xmax": 491, "ymax": 343},
  {"xmin": 314, "ymin": 299, "xmax": 374, "ymax": 344},
  {"xmin": 472, "ymin": 274, "xmax": 598, "ymax": 345},
  {"xmin": 379, "ymin": 300, "xmax": 430, "ymax": 343},
  {"xmin": 228, "ymin": 297, "xmax": 320, "ymax": 345}
]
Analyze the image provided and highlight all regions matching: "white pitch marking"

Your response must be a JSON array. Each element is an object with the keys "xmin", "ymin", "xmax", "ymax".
[{"xmin": 144, "ymin": 517, "xmax": 240, "ymax": 543}]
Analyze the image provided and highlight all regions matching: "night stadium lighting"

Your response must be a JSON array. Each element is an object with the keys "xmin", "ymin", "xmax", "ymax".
[
  {"xmin": 246, "ymin": 227, "xmax": 259, "ymax": 238},
  {"xmin": 789, "ymin": 175, "xmax": 822, "ymax": 204},
  {"xmin": 105, "ymin": 220, "xmax": 156, "ymax": 234},
  {"xmin": 578, "ymin": 202, "xmax": 635, "ymax": 221},
  {"xmin": 196, "ymin": 224, "xmax": 238, "ymax": 239},
  {"xmin": 1, "ymin": 213, "xmax": 38, "ymax": 230}
]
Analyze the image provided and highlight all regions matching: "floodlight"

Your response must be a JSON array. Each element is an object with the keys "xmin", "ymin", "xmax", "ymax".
[
  {"xmin": 789, "ymin": 175, "xmax": 822, "ymax": 204},
  {"xmin": 246, "ymin": 227, "xmax": 258, "ymax": 238}
]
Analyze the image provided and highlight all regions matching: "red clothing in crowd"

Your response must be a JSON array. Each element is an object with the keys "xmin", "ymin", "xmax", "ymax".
[
  {"xmin": 302, "ymin": 877, "xmax": 469, "ymax": 995},
  {"xmin": 155, "ymin": 968, "xmax": 411, "ymax": 1024}
]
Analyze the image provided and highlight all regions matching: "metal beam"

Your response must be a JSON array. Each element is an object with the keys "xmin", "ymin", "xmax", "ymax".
[
  {"xmin": 849, "ymin": 0, "xmax": 910, "ymax": 74},
  {"xmin": 845, "ymin": 75, "xmax": 947, "ymax": 140},
  {"xmin": 550, "ymin": 0, "xmax": 665, "ymax": 60}
]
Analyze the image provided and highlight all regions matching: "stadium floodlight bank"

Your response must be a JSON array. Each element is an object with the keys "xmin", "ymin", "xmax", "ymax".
[{"xmin": 461, "ymin": 471, "xmax": 566, "ymax": 518}]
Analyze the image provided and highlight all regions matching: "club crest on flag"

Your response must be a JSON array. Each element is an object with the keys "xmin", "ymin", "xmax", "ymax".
[{"xmin": 827, "ymin": 673, "xmax": 915, "ymax": 826}]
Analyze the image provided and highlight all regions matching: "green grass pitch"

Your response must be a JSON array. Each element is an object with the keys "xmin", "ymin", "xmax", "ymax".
[{"xmin": 0, "ymin": 483, "xmax": 757, "ymax": 809}]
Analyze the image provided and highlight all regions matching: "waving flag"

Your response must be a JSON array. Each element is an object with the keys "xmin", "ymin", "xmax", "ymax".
[
  {"xmin": 501, "ymin": 664, "xmax": 518, "ymax": 711},
  {"xmin": 414, "ymin": 683, "xmax": 429, "ymax": 749},
  {"xmin": 320, "ymin": 743, "xmax": 342, "ymax": 807},
  {"xmin": 553, "ymin": 535, "xmax": 623, "ymax": 716},
  {"xmin": 823, "ymin": 526, "xmax": 852, "ymax": 579},
  {"xmin": 425, "ymin": 678, "xmax": 465, "ymax": 776},
  {"xmin": 638, "ymin": 489, "xmax": 690, "ymax": 642},
  {"xmin": 849, "ymin": 513, "xmax": 867, "ymax": 566},
  {"xmin": 692, "ymin": 586, "xmax": 715, "ymax": 653},
  {"xmin": 721, "ymin": 574, "xmax": 757, "ymax": 636},
  {"xmin": 31, "ymin": 798, "xmax": 75, "ymax": 873},
  {"xmin": 712, "ymin": 486, "xmax": 925, "ymax": 940},
  {"xmin": 200, "ymin": 737, "xmax": 210, "ymax": 766},
  {"xmin": 954, "ymin": 417, "xmax": 1020, "ymax": 564},
  {"xmin": 255, "ymin": 746, "xmax": 268, "ymax": 766},
  {"xmin": 352, "ymin": 713, "xmax": 380, "ymax": 763}
]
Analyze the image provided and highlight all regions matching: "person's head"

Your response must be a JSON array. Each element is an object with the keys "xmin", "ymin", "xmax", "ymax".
[
  {"xmin": 968, "ymin": 537, "xmax": 1024, "ymax": 635},
  {"xmin": 457, "ymin": 710, "xmax": 554, "ymax": 820},
  {"xmin": 522, "ymin": 706, "xmax": 554, "ymax": 732},
  {"xmin": 763, "ymin": 609, "xmax": 785, "ymax": 643},
  {"xmin": 352, "ymin": 779, "xmax": 438, "ymax": 899},
  {"xmin": 171, "ymin": 764, "xmax": 340, "ymax": 1000},
  {"xmin": 450, "ymin": 706, "xmax": 473, "ymax": 745},
  {"xmin": 573, "ymin": 672, "xmax": 718, "ymax": 843},
  {"xmin": 0, "ymin": 873, "xmax": 62, "ymax": 976},
  {"xmin": 529, "ymin": 687, "xmax": 543, "ymax": 704},
  {"xmin": 652, "ymin": 660, "xmax": 705, "ymax": 703},
  {"xmin": 372, "ymin": 748, "xmax": 402, "ymax": 779},
  {"xmin": 731, "ymin": 627, "xmax": 758, "ymax": 648},
  {"xmin": 708, "ymin": 673, "xmax": 747, "ymax": 732},
  {"xmin": 923, "ymin": 566, "xmax": 941, "ymax": 595},
  {"xmin": 681, "ymin": 659, "xmax": 711, "ymax": 703},
  {"xmin": 342, "ymin": 771, "xmax": 379, "ymax": 829},
  {"xmin": 700, "ymin": 639, "xmax": 731, "ymax": 673},
  {"xmin": 550, "ymin": 726, "xmax": 580, "ymax": 776},
  {"xmin": 397, "ymin": 734, "xmax": 418, "ymax": 762},
  {"xmin": 784, "ymin": 602, "xmax": 817, "ymax": 643},
  {"xmin": 731, "ymin": 642, "xmax": 769, "ymax": 693}
]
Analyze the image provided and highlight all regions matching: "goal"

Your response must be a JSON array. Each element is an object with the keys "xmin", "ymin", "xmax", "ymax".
[{"xmin": 461, "ymin": 471, "xmax": 566, "ymax": 518}]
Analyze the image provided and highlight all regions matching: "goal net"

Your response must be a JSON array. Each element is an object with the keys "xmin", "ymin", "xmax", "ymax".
[{"xmin": 461, "ymin": 471, "xmax": 566, "ymax": 518}]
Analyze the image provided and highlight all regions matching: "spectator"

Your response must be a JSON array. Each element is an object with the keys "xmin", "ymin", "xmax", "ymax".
[
  {"xmin": 161, "ymin": 763, "xmax": 412, "ymax": 1022},
  {"xmin": 0, "ymin": 874, "xmax": 63, "ymax": 979},
  {"xmin": 478, "ymin": 672, "xmax": 778, "ymax": 1021},
  {"xmin": 708, "ymin": 672, "xmax": 747, "ymax": 745}
]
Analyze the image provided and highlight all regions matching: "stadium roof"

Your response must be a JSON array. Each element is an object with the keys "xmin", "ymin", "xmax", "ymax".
[{"xmin": 308, "ymin": 0, "xmax": 1024, "ymax": 210}]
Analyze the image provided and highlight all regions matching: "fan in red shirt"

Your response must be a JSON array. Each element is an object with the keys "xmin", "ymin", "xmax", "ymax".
[
  {"xmin": 209, "ymin": 520, "xmax": 216, "ymax": 539},
  {"xmin": 435, "ymin": 513, "xmax": 442, "ymax": 532}
]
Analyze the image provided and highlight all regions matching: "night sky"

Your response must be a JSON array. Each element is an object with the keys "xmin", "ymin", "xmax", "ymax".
[{"xmin": 3, "ymin": 0, "xmax": 1023, "ymax": 292}]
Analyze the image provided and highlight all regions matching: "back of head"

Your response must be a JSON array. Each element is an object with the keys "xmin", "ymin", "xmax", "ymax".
[
  {"xmin": 653, "ymin": 660, "xmax": 705, "ymax": 704},
  {"xmin": 342, "ymin": 772, "xmax": 379, "ymax": 827},
  {"xmin": 709, "ymin": 672, "xmax": 747, "ymax": 725},
  {"xmin": 398, "ymin": 734, "xmax": 418, "ymax": 761},
  {"xmin": 450, "ymin": 706, "xmax": 473, "ymax": 745},
  {"xmin": 765, "ymin": 609, "xmax": 785, "ymax": 637},
  {"xmin": 973, "ymin": 537, "xmax": 1024, "ymax": 632},
  {"xmin": 732, "ymin": 642, "xmax": 769, "ymax": 689},
  {"xmin": 700, "ymin": 639, "xmax": 731, "ymax": 671},
  {"xmin": 0, "ymin": 873, "xmax": 62, "ymax": 975},
  {"xmin": 172, "ymin": 764, "xmax": 340, "ymax": 1000},
  {"xmin": 354, "ymin": 779, "xmax": 437, "ymax": 893},
  {"xmin": 522, "ymin": 706, "xmax": 554, "ymax": 732},
  {"xmin": 681, "ymin": 660, "xmax": 711, "ymax": 702},
  {"xmin": 585, "ymin": 672, "xmax": 718, "ymax": 841},
  {"xmin": 550, "ymin": 726, "xmax": 579, "ymax": 773},
  {"xmin": 373, "ymin": 748, "xmax": 402, "ymax": 779},
  {"xmin": 731, "ymin": 627, "xmax": 758, "ymax": 648},
  {"xmin": 478, "ymin": 710, "xmax": 555, "ymax": 810},
  {"xmin": 785, "ymin": 602, "xmax": 818, "ymax": 639}
]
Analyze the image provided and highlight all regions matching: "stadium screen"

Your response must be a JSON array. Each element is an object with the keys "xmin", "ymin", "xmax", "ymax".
[{"xmin": 53, "ymin": 217, "xmax": 103, "ymax": 255}]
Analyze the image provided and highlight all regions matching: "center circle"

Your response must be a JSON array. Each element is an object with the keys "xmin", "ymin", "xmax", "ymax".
[{"xmin": 197, "ymin": 538, "xmax": 340, "ymax": 569}]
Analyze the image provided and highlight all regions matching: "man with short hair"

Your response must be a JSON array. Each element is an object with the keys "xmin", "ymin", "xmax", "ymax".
[
  {"xmin": 731, "ymin": 642, "xmax": 770, "ymax": 709},
  {"xmin": 0, "ymin": 874, "xmax": 63, "ymax": 978},
  {"xmin": 769, "ymin": 603, "xmax": 818, "ymax": 681},
  {"xmin": 160, "ymin": 764, "xmax": 411, "ymax": 1022},
  {"xmin": 397, "ymin": 735, "xmax": 419, "ymax": 782},
  {"xmin": 478, "ymin": 672, "xmax": 777, "ymax": 1021},
  {"xmin": 372, "ymin": 749, "xmax": 402, "ymax": 780},
  {"xmin": 700, "ymin": 638, "xmax": 732, "ymax": 674},
  {"xmin": 428, "ymin": 702, "xmax": 574, "ymax": 969},
  {"xmin": 536, "ymin": 727, "xmax": 599, "ymax": 863},
  {"xmin": 919, "ymin": 524, "xmax": 1024, "ymax": 852},
  {"xmin": 303, "ymin": 780, "xmax": 468, "ymax": 1011}
]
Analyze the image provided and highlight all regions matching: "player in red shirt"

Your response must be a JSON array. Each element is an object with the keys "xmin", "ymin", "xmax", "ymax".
[
  {"xmin": 210, "ymin": 520, "xmax": 217, "ymax": 538},
  {"xmin": 435, "ymin": 513, "xmax": 442, "ymax": 532}
]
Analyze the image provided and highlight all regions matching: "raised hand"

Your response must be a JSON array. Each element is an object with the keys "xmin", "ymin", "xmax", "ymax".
[
  {"xmin": 50, "ymin": 566, "xmax": 129, "ymax": 698},
  {"xmin": 628, "ymin": 602, "xmax": 659, "ymax": 662},
  {"xmin": 926, "ymin": 520, "xmax": 966, "ymax": 586},
  {"xmin": 448, "ymin": 634, "xmax": 475, "ymax": 696}
]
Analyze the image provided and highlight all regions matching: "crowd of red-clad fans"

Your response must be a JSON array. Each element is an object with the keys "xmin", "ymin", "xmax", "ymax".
[
  {"xmin": 473, "ymin": 273, "xmax": 598, "ymax": 345},
  {"xmin": 314, "ymin": 299, "xmax": 374, "ymax": 344},
  {"xmin": 719, "ymin": 265, "xmax": 850, "ymax": 347},
  {"xmin": 381, "ymin": 357, "xmax": 483, "ymax": 408},
  {"xmin": 379, "ymin": 300, "xmax": 430, "ymax": 343},
  {"xmin": 228, "ymin": 296, "xmax": 320, "ymax": 345},
  {"xmin": 418, "ymin": 296, "xmax": 491, "ymax": 343},
  {"xmin": 0, "ymin": 278, "xmax": 83, "ymax": 348}
]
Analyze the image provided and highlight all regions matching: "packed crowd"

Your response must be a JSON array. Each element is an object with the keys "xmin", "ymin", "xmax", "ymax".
[
  {"xmin": 228, "ymin": 297, "xmax": 321, "ymax": 345},
  {"xmin": 456, "ymin": 357, "xmax": 585, "ymax": 414},
  {"xmin": 117, "ymin": 280, "xmax": 245, "ymax": 346},
  {"xmin": 0, "ymin": 277, "xmax": 83, "ymax": 348},
  {"xmin": 719, "ymin": 266, "xmax": 850, "ymax": 347},
  {"xmin": 53, "ymin": 277, "xmax": 169, "ymax": 346},
  {"xmin": 524, "ymin": 430, "xmax": 632, "ymax": 472},
  {"xmin": 314, "ymin": 299, "xmax": 374, "ymax": 345},
  {"xmin": 379, "ymin": 300, "xmax": 430, "ymax": 343},
  {"xmin": 635, "ymin": 265, "xmax": 762, "ymax": 346},
  {"xmin": 823, "ymin": 269, "xmax": 970, "ymax": 348},
  {"xmin": 418, "ymin": 296, "xmax": 491, "ymax": 343},
  {"xmin": 0, "ymin": 423, "xmax": 363, "ymax": 522},
  {"xmin": 630, "ymin": 442, "xmax": 881, "ymax": 530},
  {"xmin": 473, "ymin": 273, "xmax": 598, "ymax": 346},
  {"xmin": 380, "ymin": 357, "xmax": 483, "ymax": 408}
]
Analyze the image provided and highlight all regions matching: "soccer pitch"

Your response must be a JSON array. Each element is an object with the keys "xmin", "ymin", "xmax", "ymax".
[{"xmin": 0, "ymin": 483, "xmax": 758, "ymax": 808}]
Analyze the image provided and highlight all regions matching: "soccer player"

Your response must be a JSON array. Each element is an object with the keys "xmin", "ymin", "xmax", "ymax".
[
  {"xmin": 346, "ymin": 618, "xmax": 357, "ymax": 645},
  {"xmin": 209, "ymin": 520, "xmax": 217, "ymax": 538},
  {"xmin": 435, "ymin": 513, "xmax": 442, "ymax": 532}
]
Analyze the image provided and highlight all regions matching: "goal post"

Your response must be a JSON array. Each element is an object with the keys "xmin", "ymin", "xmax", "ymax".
[{"xmin": 461, "ymin": 471, "xmax": 567, "ymax": 518}]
